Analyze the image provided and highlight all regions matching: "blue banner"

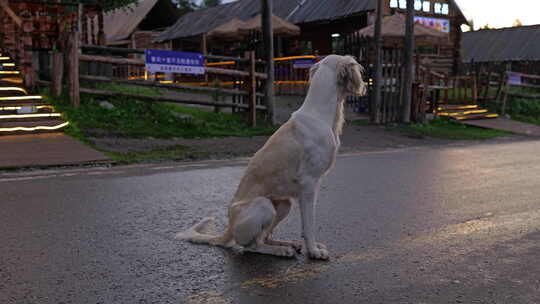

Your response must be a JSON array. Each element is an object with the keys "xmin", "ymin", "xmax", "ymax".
[
  {"xmin": 145, "ymin": 49, "xmax": 205, "ymax": 75},
  {"xmin": 293, "ymin": 58, "xmax": 315, "ymax": 69},
  {"xmin": 507, "ymin": 72, "xmax": 522, "ymax": 85}
]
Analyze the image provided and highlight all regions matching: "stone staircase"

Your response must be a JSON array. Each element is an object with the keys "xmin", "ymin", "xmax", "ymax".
[{"xmin": 0, "ymin": 54, "xmax": 68, "ymax": 135}]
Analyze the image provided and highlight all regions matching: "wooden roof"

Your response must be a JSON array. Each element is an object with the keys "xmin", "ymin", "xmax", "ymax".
[
  {"xmin": 154, "ymin": 0, "xmax": 376, "ymax": 42},
  {"xmin": 207, "ymin": 18, "xmax": 248, "ymax": 40},
  {"xmin": 357, "ymin": 14, "xmax": 449, "ymax": 39},
  {"xmin": 104, "ymin": 0, "xmax": 180, "ymax": 43},
  {"xmin": 462, "ymin": 25, "xmax": 540, "ymax": 62},
  {"xmin": 207, "ymin": 14, "xmax": 300, "ymax": 40},
  {"xmin": 239, "ymin": 14, "xmax": 300, "ymax": 37}
]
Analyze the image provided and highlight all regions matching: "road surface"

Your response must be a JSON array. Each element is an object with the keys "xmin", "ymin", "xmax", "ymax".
[{"xmin": 1, "ymin": 139, "xmax": 540, "ymax": 303}]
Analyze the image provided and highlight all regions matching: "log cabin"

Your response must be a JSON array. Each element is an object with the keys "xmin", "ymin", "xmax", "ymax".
[{"xmin": 154, "ymin": 0, "xmax": 468, "ymax": 75}]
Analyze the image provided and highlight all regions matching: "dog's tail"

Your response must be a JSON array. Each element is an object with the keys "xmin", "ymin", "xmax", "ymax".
[{"xmin": 175, "ymin": 217, "xmax": 231, "ymax": 247}]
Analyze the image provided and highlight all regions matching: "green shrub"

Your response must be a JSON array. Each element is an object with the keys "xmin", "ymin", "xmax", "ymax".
[
  {"xmin": 394, "ymin": 117, "xmax": 510, "ymax": 140},
  {"xmin": 42, "ymin": 89, "xmax": 276, "ymax": 139}
]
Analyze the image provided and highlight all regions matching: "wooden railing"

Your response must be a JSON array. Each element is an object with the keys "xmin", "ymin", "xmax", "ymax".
[{"xmin": 44, "ymin": 42, "xmax": 268, "ymax": 127}]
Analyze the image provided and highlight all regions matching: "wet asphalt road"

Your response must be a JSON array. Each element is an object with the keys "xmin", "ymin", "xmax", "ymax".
[{"xmin": 1, "ymin": 139, "xmax": 540, "ymax": 304}]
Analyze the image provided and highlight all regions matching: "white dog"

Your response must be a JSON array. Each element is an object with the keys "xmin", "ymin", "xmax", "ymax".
[{"xmin": 177, "ymin": 55, "xmax": 366, "ymax": 260}]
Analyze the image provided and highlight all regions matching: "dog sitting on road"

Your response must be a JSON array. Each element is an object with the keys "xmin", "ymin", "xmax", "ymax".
[{"xmin": 176, "ymin": 55, "xmax": 367, "ymax": 260}]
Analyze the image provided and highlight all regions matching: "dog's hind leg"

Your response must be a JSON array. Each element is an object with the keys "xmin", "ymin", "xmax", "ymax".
[
  {"xmin": 232, "ymin": 197, "xmax": 296, "ymax": 258},
  {"xmin": 262, "ymin": 198, "xmax": 302, "ymax": 252},
  {"xmin": 176, "ymin": 217, "xmax": 233, "ymax": 247}
]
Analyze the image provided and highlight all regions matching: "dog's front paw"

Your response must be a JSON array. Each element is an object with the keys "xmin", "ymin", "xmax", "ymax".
[
  {"xmin": 308, "ymin": 247, "xmax": 329, "ymax": 260},
  {"xmin": 315, "ymin": 242, "xmax": 327, "ymax": 250}
]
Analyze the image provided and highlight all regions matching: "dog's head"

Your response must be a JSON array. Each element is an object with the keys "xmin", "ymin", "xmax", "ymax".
[{"xmin": 312, "ymin": 55, "xmax": 367, "ymax": 97}]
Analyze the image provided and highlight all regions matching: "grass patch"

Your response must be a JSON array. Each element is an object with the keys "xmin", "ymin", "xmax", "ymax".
[
  {"xmin": 394, "ymin": 118, "xmax": 510, "ymax": 140},
  {"xmin": 95, "ymin": 83, "xmax": 162, "ymax": 96},
  {"xmin": 352, "ymin": 118, "xmax": 370, "ymax": 126},
  {"xmin": 43, "ymin": 85, "xmax": 276, "ymax": 140},
  {"xmin": 504, "ymin": 99, "xmax": 540, "ymax": 126},
  {"xmin": 485, "ymin": 98, "xmax": 540, "ymax": 126},
  {"xmin": 104, "ymin": 145, "xmax": 190, "ymax": 164}
]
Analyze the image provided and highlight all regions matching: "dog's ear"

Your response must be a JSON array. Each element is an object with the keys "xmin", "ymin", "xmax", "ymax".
[
  {"xmin": 309, "ymin": 62, "xmax": 321, "ymax": 81},
  {"xmin": 337, "ymin": 61, "xmax": 366, "ymax": 95}
]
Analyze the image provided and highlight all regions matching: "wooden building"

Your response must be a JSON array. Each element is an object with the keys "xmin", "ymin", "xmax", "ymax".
[
  {"xmin": 387, "ymin": 0, "xmax": 468, "ymax": 75},
  {"xmin": 154, "ymin": 0, "xmax": 467, "ymax": 70},
  {"xmin": 84, "ymin": 0, "xmax": 181, "ymax": 49},
  {"xmin": 462, "ymin": 25, "xmax": 540, "ymax": 75}
]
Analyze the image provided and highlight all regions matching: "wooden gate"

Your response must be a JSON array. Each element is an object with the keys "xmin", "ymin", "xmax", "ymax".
[{"xmin": 340, "ymin": 34, "xmax": 404, "ymax": 124}]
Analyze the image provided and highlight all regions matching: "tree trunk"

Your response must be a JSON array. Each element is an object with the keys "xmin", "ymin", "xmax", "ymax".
[{"xmin": 402, "ymin": 0, "xmax": 415, "ymax": 123}]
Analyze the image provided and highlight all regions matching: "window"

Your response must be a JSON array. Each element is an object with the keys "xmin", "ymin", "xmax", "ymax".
[
  {"xmin": 399, "ymin": 0, "xmax": 406, "ymax": 9},
  {"xmin": 434, "ymin": 2, "xmax": 449, "ymax": 15},
  {"xmin": 414, "ymin": 0, "xmax": 423, "ymax": 10},
  {"xmin": 390, "ymin": 0, "xmax": 398, "ymax": 8},
  {"xmin": 441, "ymin": 3, "xmax": 449, "ymax": 14},
  {"xmin": 422, "ymin": 1, "xmax": 431, "ymax": 12}
]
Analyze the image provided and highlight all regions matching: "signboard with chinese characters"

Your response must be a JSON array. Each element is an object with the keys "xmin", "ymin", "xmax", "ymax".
[
  {"xmin": 414, "ymin": 16, "xmax": 450, "ymax": 33},
  {"xmin": 145, "ymin": 49, "xmax": 205, "ymax": 75},
  {"xmin": 507, "ymin": 72, "xmax": 522, "ymax": 85},
  {"xmin": 293, "ymin": 58, "xmax": 315, "ymax": 69}
]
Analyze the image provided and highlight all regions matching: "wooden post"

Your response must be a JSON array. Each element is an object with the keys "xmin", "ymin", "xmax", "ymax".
[
  {"xmin": 90, "ymin": 12, "xmax": 96, "ymax": 45},
  {"xmin": 372, "ymin": 0, "xmax": 383, "ymax": 124},
  {"xmin": 21, "ymin": 12, "xmax": 37, "ymax": 90},
  {"xmin": 67, "ymin": 32, "xmax": 80, "ymax": 107},
  {"xmin": 500, "ymin": 73, "xmax": 509, "ymax": 116},
  {"xmin": 402, "ymin": 0, "xmax": 415, "ymax": 123},
  {"xmin": 444, "ymin": 76, "xmax": 449, "ymax": 105},
  {"xmin": 51, "ymin": 50, "xmax": 64, "ymax": 97},
  {"xmin": 82, "ymin": 10, "xmax": 88, "ymax": 45},
  {"xmin": 261, "ymin": 0, "xmax": 275, "ymax": 125},
  {"xmin": 248, "ymin": 51, "xmax": 257, "ymax": 127},
  {"xmin": 472, "ymin": 72, "xmax": 478, "ymax": 105},
  {"xmin": 201, "ymin": 33, "xmax": 209, "ymax": 83},
  {"xmin": 97, "ymin": 7, "xmax": 105, "ymax": 45},
  {"xmin": 483, "ymin": 71, "xmax": 493, "ymax": 102}
]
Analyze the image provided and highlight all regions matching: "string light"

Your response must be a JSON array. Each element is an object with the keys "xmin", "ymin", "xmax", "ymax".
[
  {"xmin": 0, "ymin": 113, "xmax": 61, "ymax": 119},
  {"xmin": 0, "ymin": 87, "xmax": 26, "ymax": 94},
  {"xmin": 0, "ymin": 122, "xmax": 69, "ymax": 132},
  {"xmin": 0, "ymin": 95, "xmax": 42, "ymax": 101}
]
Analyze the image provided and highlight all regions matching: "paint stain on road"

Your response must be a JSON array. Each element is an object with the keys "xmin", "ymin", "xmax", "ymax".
[
  {"xmin": 187, "ymin": 291, "xmax": 232, "ymax": 304},
  {"xmin": 241, "ymin": 264, "xmax": 330, "ymax": 289}
]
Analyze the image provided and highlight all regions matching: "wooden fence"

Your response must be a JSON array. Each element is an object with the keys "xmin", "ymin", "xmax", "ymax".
[
  {"xmin": 43, "ymin": 41, "xmax": 268, "ymax": 127},
  {"xmin": 341, "ymin": 34, "xmax": 410, "ymax": 124},
  {"xmin": 478, "ymin": 71, "xmax": 540, "ymax": 115}
]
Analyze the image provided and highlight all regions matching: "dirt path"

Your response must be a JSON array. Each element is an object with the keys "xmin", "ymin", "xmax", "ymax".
[
  {"xmin": 86, "ymin": 95, "xmax": 525, "ymax": 162},
  {"xmin": 88, "ymin": 120, "xmax": 523, "ymax": 162}
]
